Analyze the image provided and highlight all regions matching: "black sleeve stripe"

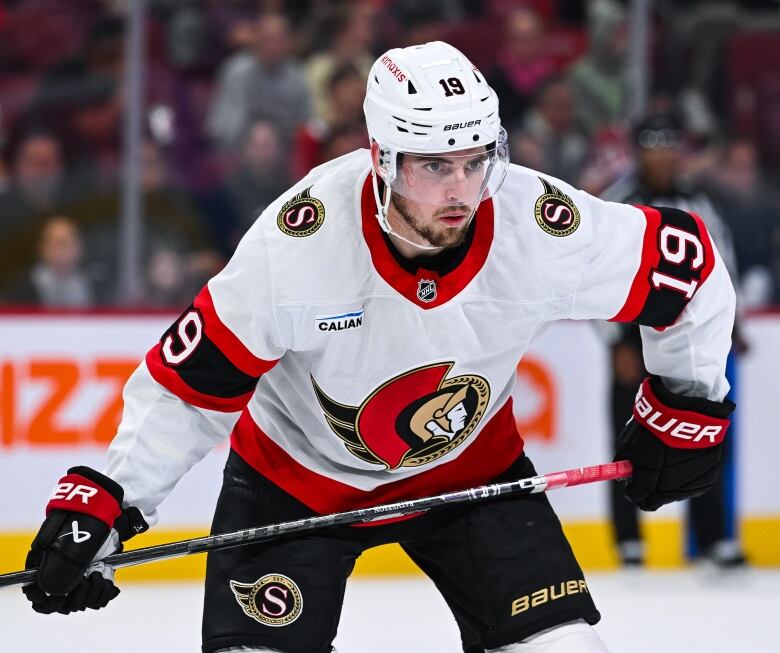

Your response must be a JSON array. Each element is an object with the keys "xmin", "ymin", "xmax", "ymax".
[
  {"xmin": 145, "ymin": 304, "xmax": 267, "ymax": 413},
  {"xmin": 163, "ymin": 328, "xmax": 258, "ymax": 398},
  {"xmin": 611, "ymin": 206, "xmax": 716, "ymax": 328}
]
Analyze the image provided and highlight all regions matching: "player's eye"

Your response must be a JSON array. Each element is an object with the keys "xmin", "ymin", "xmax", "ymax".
[
  {"xmin": 424, "ymin": 161, "xmax": 443, "ymax": 173},
  {"xmin": 464, "ymin": 159, "xmax": 485, "ymax": 173}
]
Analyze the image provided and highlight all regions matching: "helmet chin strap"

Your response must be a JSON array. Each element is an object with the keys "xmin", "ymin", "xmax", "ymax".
[{"xmin": 370, "ymin": 170, "xmax": 474, "ymax": 253}]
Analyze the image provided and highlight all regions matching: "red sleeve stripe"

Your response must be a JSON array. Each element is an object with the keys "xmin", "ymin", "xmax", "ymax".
[
  {"xmin": 145, "ymin": 346, "xmax": 255, "ymax": 412},
  {"xmin": 193, "ymin": 285, "xmax": 279, "ymax": 377},
  {"xmin": 610, "ymin": 205, "xmax": 662, "ymax": 323},
  {"xmin": 688, "ymin": 210, "xmax": 716, "ymax": 285}
]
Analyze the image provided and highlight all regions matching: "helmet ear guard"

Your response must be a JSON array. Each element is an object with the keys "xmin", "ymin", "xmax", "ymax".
[
  {"xmin": 370, "ymin": 141, "xmax": 394, "ymax": 235},
  {"xmin": 376, "ymin": 143, "xmax": 396, "ymax": 184}
]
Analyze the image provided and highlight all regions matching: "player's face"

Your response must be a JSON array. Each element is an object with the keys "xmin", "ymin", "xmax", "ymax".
[
  {"xmin": 390, "ymin": 193, "xmax": 473, "ymax": 249},
  {"xmin": 390, "ymin": 147, "xmax": 489, "ymax": 248}
]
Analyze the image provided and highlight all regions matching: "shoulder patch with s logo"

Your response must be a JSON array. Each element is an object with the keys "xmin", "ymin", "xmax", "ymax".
[
  {"xmin": 534, "ymin": 178, "xmax": 580, "ymax": 237},
  {"xmin": 277, "ymin": 186, "xmax": 325, "ymax": 237}
]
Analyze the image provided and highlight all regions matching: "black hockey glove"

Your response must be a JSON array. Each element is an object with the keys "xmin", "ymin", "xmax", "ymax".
[
  {"xmin": 615, "ymin": 376, "xmax": 735, "ymax": 512},
  {"xmin": 23, "ymin": 466, "xmax": 148, "ymax": 614}
]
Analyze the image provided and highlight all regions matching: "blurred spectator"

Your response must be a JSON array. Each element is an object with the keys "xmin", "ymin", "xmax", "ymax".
[
  {"xmin": 144, "ymin": 246, "xmax": 210, "ymax": 309},
  {"xmin": 510, "ymin": 76, "xmax": 589, "ymax": 184},
  {"xmin": 703, "ymin": 138, "xmax": 780, "ymax": 307},
  {"xmin": 320, "ymin": 123, "xmax": 369, "ymax": 165},
  {"xmin": 136, "ymin": 139, "xmax": 223, "ymax": 307},
  {"xmin": 601, "ymin": 111, "xmax": 745, "ymax": 568},
  {"xmin": 656, "ymin": 2, "xmax": 742, "ymax": 139},
  {"xmin": 72, "ymin": 85, "xmax": 122, "ymax": 179},
  {"xmin": 0, "ymin": 128, "xmax": 67, "ymax": 220},
  {"xmin": 567, "ymin": 0, "xmax": 629, "ymax": 135},
  {"xmin": 225, "ymin": 119, "xmax": 290, "ymax": 238},
  {"xmin": 0, "ymin": 127, "xmax": 90, "ymax": 288},
  {"xmin": 33, "ymin": 14, "xmax": 125, "ymax": 103},
  {"xmin": 2, "ymin": 215, "xmax": 96, "ymax": 308},
  {"xmin": 291, "ymin": 63, "xmax": 368, "ymax": 181},
  {"xmin": 165, "ymin": 1, "xmax": 212, "ymax": 72},
  {"xmin": 487, "ymin": 6, "xmax": 558, "ymax": 128},
  {"xmin": 206, "ymin": 12, "xmax": 312, "ymax": 151},
  {"xmin": 390, "ymin": 1, "xmax": 453, "ymax": 47},
  {"xmin": 69, "ymin": 139, "xmax": 222, "ymax": 307},
  {"xmin": 29, "ymin": 14, "xmax": 125, "ymax": 184},
  {"xmin": 303, "ymin": 3, "xmax": 376, "ymax": 123}
]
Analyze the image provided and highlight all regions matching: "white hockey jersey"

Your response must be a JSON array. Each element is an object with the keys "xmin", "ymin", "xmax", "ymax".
[{"xmin": 105, "ymin": 150, "xmax": 735, "ymax": 525}]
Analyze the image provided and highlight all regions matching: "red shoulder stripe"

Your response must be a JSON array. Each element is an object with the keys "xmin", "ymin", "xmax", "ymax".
[
  {"xmin": 193, "ymin": 285, "xmax": 278, "ymax": 377},
  {"xmin": 688, "ymin": 211, "xmax": 716, "ymax": 285}
]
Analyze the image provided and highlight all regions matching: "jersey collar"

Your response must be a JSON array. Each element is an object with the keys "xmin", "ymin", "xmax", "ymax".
[{"xmin": 360, "ymin": 173, "xmax": 494, "ymax": 309}]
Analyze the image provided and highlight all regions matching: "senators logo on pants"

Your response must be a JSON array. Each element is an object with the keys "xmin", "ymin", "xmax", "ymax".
[
  {"xmin": 313, "ymin": 362, "xmax": 490, "ymax": 469},
  {"xmin": 229, "ymin": 574, "xmax": 303, "ymax": 627}
]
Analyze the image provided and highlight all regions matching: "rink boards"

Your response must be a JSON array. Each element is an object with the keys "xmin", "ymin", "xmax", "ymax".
[{"xmin": 0, "ymin": 311, "xmax": 777, "ymax": 578}]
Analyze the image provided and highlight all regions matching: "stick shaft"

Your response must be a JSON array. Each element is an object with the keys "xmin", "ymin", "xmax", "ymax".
[{"xmin": 0, "ymin": 460, "xmax": 631, "ymax": 589}]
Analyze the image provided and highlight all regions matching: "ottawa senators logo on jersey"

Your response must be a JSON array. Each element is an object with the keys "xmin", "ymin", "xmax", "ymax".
[
  {"xmin": 312, "ymin": 362, "xmax": 490, "ymax": 470},
  {"xmin": 534, "ymin": 177, "xmax": 580, "ymax": 237}
]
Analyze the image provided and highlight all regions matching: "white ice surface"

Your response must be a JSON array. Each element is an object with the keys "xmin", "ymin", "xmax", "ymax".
[{"xmin": 1, "ymin": 569, "xmax": 776, "ymax": 652}]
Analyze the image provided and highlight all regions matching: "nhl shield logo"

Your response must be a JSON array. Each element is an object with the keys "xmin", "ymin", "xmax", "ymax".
[{"xmin": 417, "ymin": 279, "xmax": 437, "ymax": 303}]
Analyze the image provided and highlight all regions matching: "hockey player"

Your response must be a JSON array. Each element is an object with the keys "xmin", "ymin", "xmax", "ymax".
[{"xmin": 23, "ymin": 42, "xmax": 735, "ymax": 653}]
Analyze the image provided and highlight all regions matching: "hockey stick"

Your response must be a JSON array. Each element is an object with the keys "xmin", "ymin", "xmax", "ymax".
[{"xmin": 0, "ymin": 460, "xmax": 631, "ymax": 590}]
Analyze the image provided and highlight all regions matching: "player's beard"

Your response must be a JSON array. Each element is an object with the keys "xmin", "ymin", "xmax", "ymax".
[{"xmin": 391, "ymin": 194, "xmax": 472, "ymax": 249}]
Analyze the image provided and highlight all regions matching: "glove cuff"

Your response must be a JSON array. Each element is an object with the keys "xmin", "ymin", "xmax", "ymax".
[
  {"xmin": 67, "ymin": 466, "xmax": 124, "ymax": 503},
  {"xmin": 647, "ymin": 376, "xmax": 735, "ymax": 418},
  {"xmin": 633, "ymin": 377, "xmax": 732, "ymax": 450},
  {"xmin": 45, "ymin": 468, "xmax": 123, "ymax": 529},
  {"xmin": 114, "ymin": 506, "xmax": 149, "ymax": 542}
]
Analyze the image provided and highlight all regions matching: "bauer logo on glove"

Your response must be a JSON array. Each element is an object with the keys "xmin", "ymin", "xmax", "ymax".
[
  {"xmin": 23, "ymin": 466, "xmax": 147, "ymax": 615},
  {"xmin": 616, "ymin": 376, "xmax": 735, "ymax": 512},
  {"xmin": 633, "ymin": 378, "xmax": 730, "ymax": 448}
]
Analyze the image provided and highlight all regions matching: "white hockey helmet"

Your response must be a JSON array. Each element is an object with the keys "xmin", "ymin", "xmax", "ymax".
[{"xmin": 364, "ymin": 41, "xmax": 509, "ymax": 234}]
